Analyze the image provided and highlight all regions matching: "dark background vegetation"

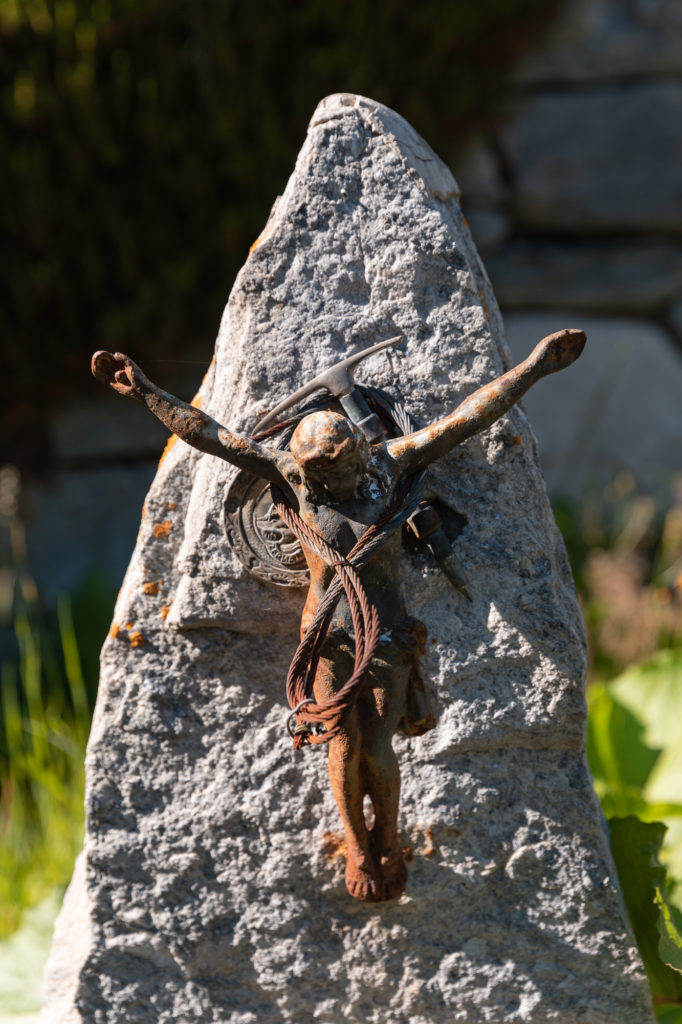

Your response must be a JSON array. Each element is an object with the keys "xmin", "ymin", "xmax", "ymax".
[{"xmin": 1, "ymin": 0, "xmax": 559, "ymax": 471}]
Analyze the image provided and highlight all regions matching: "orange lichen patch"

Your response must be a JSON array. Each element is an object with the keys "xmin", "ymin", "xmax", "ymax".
[
  {"xmin": 475, "ymin": 284, "xmax": 492, "ymax": 324},
  {"xmin": 402, "ymin": 844, "xmax": 414, "ymax": 863},
  {"xmin": 124, "ymin": 621, "xmax": 134, "ymax": 630},
  {"xmin": 320, "ymin": 832, "xmax": 346, "ymax": 861},
  {"xmin": 249, "ymin": 236, "xmax": 262, "ymax": 254},
  {"xmin": 166, "ymin": 502, "xmax": 177, "ymax": 511},
  {"xmin": 511, "ymin": 434, "xmax": 522, "ymax": 446},
  {"xmin": 152, "ymin": 520, "xmax": 173, "ymax": 539},
  {"xmin": 109, "ymin": 622, "xmax": 122, "ymax": 640},
  {"xmin": 141, "ymin": 504, "xmax": 147, "ymax": 520},
  {"xmin": 142, "ymin": 580, "xmax": 160, "ymax": 596},
  {"xmin": 157, "ymin": 433, "xmax": 178, "ymax": 466},
  {"xmin": 128, "ymin": 631, "xmax": 144, "ymax": 648},
  {"xmin": 422, "ymin": 828, "xmax": 436, "ymax": 857},
  {"xmin": 160, "ymin": 605, "xmax": 171, "ymax": 620}
]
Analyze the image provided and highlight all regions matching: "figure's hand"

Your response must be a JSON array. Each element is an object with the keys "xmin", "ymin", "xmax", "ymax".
[
  {"xmin": 91, "ymin": 351, "xmax": 151, "ymax": 399},
  {"xmin": 533, "ymin": 329, "xmax": 586, "ymax": 377}
]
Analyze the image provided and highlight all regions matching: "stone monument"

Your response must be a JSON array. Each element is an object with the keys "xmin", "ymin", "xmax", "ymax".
[{"xmin": 42, "ymin": 94, "xmax": 655, "ymax": 1023}]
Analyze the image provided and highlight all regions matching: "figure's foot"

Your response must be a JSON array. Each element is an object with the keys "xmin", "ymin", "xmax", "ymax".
[
  {"xmin": 377, "ymin": 846, "xmax": 408, "ymax": 900},
  {"xmin": 368, "ymin": 829, "xmax": 408, "ymax": 900},
  {"xmin": 345, "ymin": 851, "xmax": 385, "ymax": 902}
]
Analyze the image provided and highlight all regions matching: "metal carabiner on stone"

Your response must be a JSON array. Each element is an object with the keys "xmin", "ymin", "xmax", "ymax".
[{"xmin": 286, "ymin": 698, "xmax": 316, "ymax": 739}]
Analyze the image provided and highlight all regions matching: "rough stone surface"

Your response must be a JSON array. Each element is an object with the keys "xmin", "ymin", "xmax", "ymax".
[
  {"xmin": 42, "ymin": 94, "xmax": 654, "ymax": 1024},
  {"xmin": 501, "ymin": 83, "xmax": 682, "ymax": 234},
  {"xmin": 504, "ymin": 313, "xmax": 682, "ymax": 496}
]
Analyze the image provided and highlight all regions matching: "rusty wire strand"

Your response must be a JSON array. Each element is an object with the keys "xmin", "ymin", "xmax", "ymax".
[{"xmin": 253, "ymin": 387, "xmax": 424, "ymax": 750}]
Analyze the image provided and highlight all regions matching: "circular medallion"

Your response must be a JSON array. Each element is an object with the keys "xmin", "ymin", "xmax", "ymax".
[{"xmin": 224, "ymin": 471, "xmax": 309, "ymax": 588}]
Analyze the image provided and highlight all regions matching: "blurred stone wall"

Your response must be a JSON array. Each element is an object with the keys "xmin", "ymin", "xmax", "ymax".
[{"xmin": 454, "ymin": 0, "xmax": 682, "ymax": 498}]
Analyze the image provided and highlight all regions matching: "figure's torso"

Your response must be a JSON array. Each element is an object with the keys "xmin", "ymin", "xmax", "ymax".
[{"xmin": 277, "ymin": 447, "xmax": 407, "ymax": 636}]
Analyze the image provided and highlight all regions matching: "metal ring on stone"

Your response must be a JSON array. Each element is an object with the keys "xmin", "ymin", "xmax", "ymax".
[{"xmin": 286, "ymin": 698, "xmax": 316, "ymax": 738}]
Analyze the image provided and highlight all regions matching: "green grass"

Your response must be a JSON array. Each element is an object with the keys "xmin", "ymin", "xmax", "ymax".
[{"xmin": 0, "ymin": 592, "xmax": 90, "ymax": 937}]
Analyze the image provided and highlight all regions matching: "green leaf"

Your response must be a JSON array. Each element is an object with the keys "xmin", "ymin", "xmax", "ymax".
[
  {"xmin": 647, "ymin": 747, "xmax": 682, "ymax": 810},
  {"xmin": 656, "ymin": 885, "xmax": 682, "ymax": 975},
  {"xmin": 655, "ymin": 1005, "xmax": 682, "ymax": 1023},
  {"xmin": 611, "ymin": 650, "xmax": 682, "ymax": 752},
  {"xmin": 609, "ymin": 816, "xmax": 682, "ymax": 1001},
  {"xmin": 586, "ymin": 683, "xmax": 660, "ymax": 809}
]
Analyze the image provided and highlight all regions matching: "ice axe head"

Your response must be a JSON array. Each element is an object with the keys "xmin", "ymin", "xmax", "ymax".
[{"xmin": 253, "ymin": 335, "xmax": 403, "ymax": 442}]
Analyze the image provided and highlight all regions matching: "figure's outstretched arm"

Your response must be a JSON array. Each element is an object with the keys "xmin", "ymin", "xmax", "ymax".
[
  {"xmin": 386, "ymin": 329, "xmax": 586, "ymax": 473},
  {"xmin": 91, "ymin": 351, "xmax": 285, "ymax": 483}
]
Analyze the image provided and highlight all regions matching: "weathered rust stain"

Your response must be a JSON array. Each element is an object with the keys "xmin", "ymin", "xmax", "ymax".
[
  {"xmin": 152, "ymin": 520, "xmax": 173, "ymax": 538},
  {"xmin": 142, "ymin": 581, "xmax": 160, "ymax": 595},
  {"xmin": 321, "ymin": 832, "xmax": 347, "ymax": 861},
  {"xmin": 432, "ymin": 188, "xmax": 458, "ymax": 202},
  {"xmin": 158, "ymin": 393, "xmax": 204, "ymax": 467},
  {"xmin": 477, "ymin": 284, "xmax": 491, "ymax": 324}
]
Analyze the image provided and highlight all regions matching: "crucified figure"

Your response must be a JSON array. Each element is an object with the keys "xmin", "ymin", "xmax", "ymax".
[{"xmin": 92, "ymin": 327, "xmax": 585, "ymax": 903}]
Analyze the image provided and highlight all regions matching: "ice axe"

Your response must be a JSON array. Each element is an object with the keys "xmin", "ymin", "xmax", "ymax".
[
  {"xmin": 253, "ymin": 335, "xmax": 403, "ymax": 442},
  {"xmin": 254, "ymin": 333, "xmax": 471, "ymax": 600}
]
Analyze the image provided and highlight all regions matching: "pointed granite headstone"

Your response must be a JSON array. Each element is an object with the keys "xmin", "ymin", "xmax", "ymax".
[{"xmin": 42, "ymin": 94, "xmax": 654, "ymax": 1024}]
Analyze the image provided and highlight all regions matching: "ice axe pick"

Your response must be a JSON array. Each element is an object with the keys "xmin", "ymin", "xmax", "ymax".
[{"xmin": 253, "ymin": 335, "xmax": 403, "ymax": 442}]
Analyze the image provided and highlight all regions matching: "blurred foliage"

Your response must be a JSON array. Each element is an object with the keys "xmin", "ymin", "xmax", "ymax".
[
  {"xmin": 0, "ymin": 478, "xmax": 110, "ymax": 939},
  {"xmin": 608, "ymin": 818, "xmax": 682, "ymax": 1017},
  {"xmin": 0, "ymin": 588, "xmax": 90, "ymax": 938},
  {"xmin": 588, "ymin": 659, "xmax": 682, "ymax": 1019},
  {"xmin": 554, "ymin": 471, "xmax": 682, "ymax": 681},
  {"xmin": 0, "ymin": 892, "xmax": 59, "ymax": 1018},
  {"xmin": 587, "ymin": 651, "xmax": 682, "ymax": 893},
  {"xmin": 562, "ymin": 473, "xmax": 682, "ymax": 1017},
  {"xmin": 0, "ymin": 0, "xmax": 560, "ymax": 470}
]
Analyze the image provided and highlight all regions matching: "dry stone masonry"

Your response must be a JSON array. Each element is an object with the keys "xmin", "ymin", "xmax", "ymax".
[
  {"xmin": 455, "ymin": 0, "xmax": 682, "ymax": 495},
  {"xmin": 42, "ymin": 94, "xmax": 655, "ymax": 1023}
]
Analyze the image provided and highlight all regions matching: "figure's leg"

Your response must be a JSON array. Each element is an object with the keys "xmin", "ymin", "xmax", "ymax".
[
  {"xmin": 359, "ymin": 664, "xmax": 410, "ymax": 899},
  {"xmin": 314, "ymin": 654, "xmax": 385, "ymax": 901}
]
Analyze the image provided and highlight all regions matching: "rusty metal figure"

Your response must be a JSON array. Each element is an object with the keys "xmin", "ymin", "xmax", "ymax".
[{"xmin": 92, "ymin": 328, "xmax": 586, "ymax": 903}]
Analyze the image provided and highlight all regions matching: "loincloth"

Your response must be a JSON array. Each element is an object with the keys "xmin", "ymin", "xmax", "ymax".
[{"xmin": 320, "ymin": 615, "xmax": 436, "ymax": 738}]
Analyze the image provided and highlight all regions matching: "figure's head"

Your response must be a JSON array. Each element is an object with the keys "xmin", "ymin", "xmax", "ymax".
[{"xmin": 290, "ymin": 410, "xmax": 366, "ymax": 502}]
